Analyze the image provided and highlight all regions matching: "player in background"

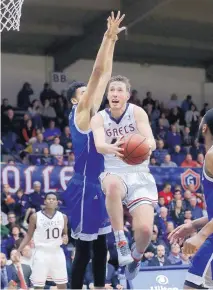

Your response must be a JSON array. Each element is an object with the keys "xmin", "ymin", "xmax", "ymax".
[
  {"xmin": 16, "ymin": 192, "xmax": 68, "ymax": 289},
  {"xmin": 91, "ymin": 75, "xmax": 158, "ymax": 280},
  {"xmin": 63, "ymin": 12, "xmax": 126, "ymax": 289},
  {"xmin": 169, "ymin": 108, "xmax": 213, "ymax": 289}
]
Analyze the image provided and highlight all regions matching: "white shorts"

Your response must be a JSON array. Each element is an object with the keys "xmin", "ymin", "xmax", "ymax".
[
  {"xmin": 100, "ymin": 170, "xmax": 158, "ymax": 212},
  {"xmin": 30, "ymin": 247, "xmax": 68, "ymax": 287}
]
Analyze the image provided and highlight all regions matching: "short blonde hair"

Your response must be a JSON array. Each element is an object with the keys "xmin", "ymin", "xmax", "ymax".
[{"xmin": 107, "ymin": 75, "xmax": 131, "ymax": 93}]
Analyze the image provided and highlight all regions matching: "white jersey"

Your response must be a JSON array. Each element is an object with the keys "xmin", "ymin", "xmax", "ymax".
[
  {"xmin": 33, "ymin": 210, "xmax": 64, "ymax": 248},
  {"xmin": 99, "ymin": 103, "xmax": 150, "ymax": 173}
]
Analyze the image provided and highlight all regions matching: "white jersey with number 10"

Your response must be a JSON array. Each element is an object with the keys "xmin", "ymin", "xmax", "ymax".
[{"xmin": 33, "ymin": 211, "xmax": 64, "ymax": 248}]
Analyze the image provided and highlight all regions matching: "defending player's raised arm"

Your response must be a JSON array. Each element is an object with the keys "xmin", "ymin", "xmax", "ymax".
[
  {"xmin": 77, "ymin": 12, "xmax": 125, "ymax": 114},
  {"xmin": 17, "ymin": 213, "xmax": 37, "ymax": 253},
  {"xmin": 91, "ymin": 113, "xmax": 124, "ymax": 157},
  {"xmin": 134, "ymin": 106, "xmax": 156, "ymax": 151}
]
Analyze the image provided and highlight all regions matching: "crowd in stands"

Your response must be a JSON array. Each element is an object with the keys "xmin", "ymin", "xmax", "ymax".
[{"xmin": 1, "ymin": 81, "xmax": 209, "ymax": 289}]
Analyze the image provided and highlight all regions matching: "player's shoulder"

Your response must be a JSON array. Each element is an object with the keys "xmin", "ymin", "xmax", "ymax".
[
  {"xmin": 205, "ymin": 147, "xmax": 213, "ymax": 175},
  {"xmin": 132, "ymin": 104, "xmax": 148, "ymax": 118},
  {"xmin": 30, "ymin": 212, "xmax": 37, "ymax": 223}
]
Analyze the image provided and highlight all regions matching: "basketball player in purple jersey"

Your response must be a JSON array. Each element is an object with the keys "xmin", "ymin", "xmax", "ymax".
[{"xmin": 169, "ymin": 108, "xmax": 213, "ymax": 289}]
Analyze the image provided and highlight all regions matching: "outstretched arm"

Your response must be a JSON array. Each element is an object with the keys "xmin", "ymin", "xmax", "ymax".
[
  {"xmin": 134, "ymin": 106, "xmax": 156, "ymax": 151},
  {"xmin": 76, "ymin": 11, "xmax": 126, "ymax": 132}
]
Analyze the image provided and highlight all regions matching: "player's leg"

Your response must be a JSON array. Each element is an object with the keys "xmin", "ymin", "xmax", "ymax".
[
  {"xmin": 184, "ymin": 238, "xmax": 213, "ymax": 290},
  {"xmin": 50, "ymin": 248, "xmax": 68, "ymax": 289},
  {"xmin": 71, "ymin": 239, "xmax": 91, "ymax": 289},
  {"xmin": 92, "ymin": 234, "xmax": 107, "ymax": 289},
  {"xmin": 101, "ymin": 173, "xmax": 133, "ymax": 266},
  {"xmin": 30, "ymin": 250, "xmax": 49, "ymax": 289}
]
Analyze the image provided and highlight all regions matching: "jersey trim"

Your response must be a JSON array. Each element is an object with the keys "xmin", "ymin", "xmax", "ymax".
[
  {"xmin": 41, "ymin": 210, "xmax": 57, "ymax": 220},
  {"xmin": 105, "ymin": 103, "xmax": 129, "ymax": 124},
  {"xmin": 73, "ymin": 106, "xmax": 91, "ymax": 134},
  {"xmin": 203, "ymin": 166, "xmax": 213, "ymax": 182}
]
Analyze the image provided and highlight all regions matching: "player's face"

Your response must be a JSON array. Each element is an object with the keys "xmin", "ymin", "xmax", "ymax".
[
  {"xmin": 44, "ymin": 194, "xmax": 58, "ymax": 209},
  {"xmin": 107, "ymin": 81, "xmax": 130, "ymax": 110},
  {"xmin": 72, "ymin": 86, "xmax": 87, "ymax": 104}
]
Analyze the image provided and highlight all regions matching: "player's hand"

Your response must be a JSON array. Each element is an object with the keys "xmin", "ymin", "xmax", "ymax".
[
  {"xmin": 105, "ymin": 11, "xmax": 126, "ymax": 40},
  {"xmin": 62, "ymin": 234, "xmax": 68, "ymax": 245},
  {"xmin": 168, "ymin": 222, "xmax": 195, "ymax": 245},
  {"xmin": 107, "ymin": 138, "xmax": 124, "ymax": 158},
  {"xmin": 183, "ymin": 234, "xmax": 206, "ymax": 255}
]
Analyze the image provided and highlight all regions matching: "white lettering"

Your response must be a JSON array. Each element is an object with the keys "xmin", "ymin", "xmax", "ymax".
[
  {"xmin": 60, "ymin": 167, "xmax": 73, "ymax": 190},
  {"xmin": 43, "ymin": 166, "xmax": 56, "ymax": 193},
  {"xmin": 2, "ymin": 166, "xmax": 20, "ymax": 193},
  {"xmin": 24, "ymin": 166, "xmax": 35, "ymax": 194}
]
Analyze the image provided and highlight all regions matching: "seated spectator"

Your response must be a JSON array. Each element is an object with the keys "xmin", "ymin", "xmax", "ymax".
[
  {"xmin": 1, "ymin": 184, "xmax": 15, "ymax": 214},
  {"xmin": 153, "ymin": 140, "xmax": 168, "ymax": 165},
  {"xmin": 180, "ymin": 253, "xmax": 190, "ymax": 265},
  {"xmin": 28, "ymin": 181, "xmax": 45, "ymax": 212},
  {"xmin": 142, "ymin": 91, "xmax": 155, "ymax": 108},
  {"xmin": 13, "ymin": 189, "xmax": 29, "ymax": 220},
  {"xmin": 158, "ymin": 113, "xmax": 170, "ymax": 128},
  {"xmin": 190, "ymin": 139, "xmax": 206, "ymax": 160},
  {"xmin": 167, "ymin": 94, "xmax": 180, "ymax": 110},
  {"xmin": 155, "ymin": 207, "xmax": 170, "ymax": 238},
  {"xmin": 158, "ymin": 183, "xmax": 173, "ymax": 206},
  {"xmin": 182, "ymin": 126, "xmax": 193, "ymax": 148},
  {"xmin": 166, "ymin": 125, "xmax": 181, "ymax": 149},
  {"xmin": 40, "ymin": 82, "xmax": 58, "ymax": 105},
  {"xmin": 156, "ymin": 118, "xmax": 168, "ymax": 141},
  {"xmin": 5, "ymin": 225, "xmax": 25, "ymax": 258},
  {"xmin": 181, "ymin": 154, "xmax": 199, "ymax": 167},
  {"xmin": 184, "ymin": 210, "xmax": 193, "ymax": 223},
  {"xmin": 43, "ymin": 120, "xmax": 61, "ymax": 142},
  {"xmin": 200, "ymin": 103, "xmax": 209, "ymax": 117},
  {"xmin": 161, "ymin": 154, "xmax": 177, "ymax": 167},
  {"xmin": 60, "ymin": 126, "xmax": 72, "ymax": 149},
  {"xmin": 150, "ymin": 157, "xmax": 159, "ymax": 166},
  {"xmin": 181, "ymin": 95, "xmax": 192, "ymax": 113},
  {"xmin": 9, "ymin": 249, "xmax": 32, "ymax": 288},
  {"xmin": 0, "ymin": 252, "xmax": 17, "ymax": 289},
  {"xmin": 42, "ymin": 99, "xmax": 57, "ymax": 127},
  {"xmin": 21, "ymin": 119, "xmax": 36, "ymax": 145},
  {"xmin": 168, "ymin": 243, "xmax": 182, "ymax": 265},
  {"xmin": 64, "ymin": 141, "xmax": 73, "ymax": 156},
  {"xmin": 32, "ymin": 133, "xmax": 48, "ymax": 154},
  {"xmin": 197, "ymin": 153, "xmax": 204, "ymax": 167},
  {"xmin": 67, "ymin": 152, "xmax": 75, "ymax": 166},
  {"xmin": 169, "ymin": 189, "xmax": 182, "ymax": 212},
  {"xmin": 148, "ymin": 245, "xmax": 171, "ymax": 266},
  {"xmin": 170, "ymin": 200, "xmax": 185, "ymax": 226},
  {"xmin": 0, "ymin": 216, "xmax": 10, "ymax": 240},
  {"xmin": 185, "ymin": 104, "xmax": 200, "ymax": 136},
  {"xmin": 168, "ymin": 107, "xmax": 181, "ymax": 125},
  {"xmin": 28, "ymin": 100, "xmax": 43, "ymax": 129},
  {"xmin": 40, "ymin": 147, "xmax": 53, "ymax": 165},
  {"xmin": 171, "ymin": 145, "xmax": 185, "ymax": 166},
  {"xmin": 189, "ymin": 196, "xmax": 203, "ymax": 219},
  {"xmin": 50, "ymin": 137, "xmax": 64, "ymax": 156},
  {"xmin": 2, "ymin": 109, "xmax": 19, "ymax": 135}
]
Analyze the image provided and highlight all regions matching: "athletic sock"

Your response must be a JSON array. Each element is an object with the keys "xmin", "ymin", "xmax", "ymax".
[
  {"xmin": 132, "ymin": 247, "xmax": 143, "ymax": 262},
  {"xmin": 114, "ymin": 230, "xmax": 127, "ymax": 244}
]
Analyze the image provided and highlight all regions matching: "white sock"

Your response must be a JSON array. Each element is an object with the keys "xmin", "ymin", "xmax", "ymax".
[
  {"xmin": 114, "ymin": 230, "xmax": 127, "ymax": 244},
  {"xmin": 132, "ymin": 247, "xmax": 143, "ymax": 261}
]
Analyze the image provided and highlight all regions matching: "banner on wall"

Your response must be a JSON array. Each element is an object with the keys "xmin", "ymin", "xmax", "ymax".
[
  {"xmin": 51, "ymin": 72, "xmax": 68, "ymax": 94},
  {"xmin": 1, "ymin": 165, "xmax": 202, "ymax": 194}
]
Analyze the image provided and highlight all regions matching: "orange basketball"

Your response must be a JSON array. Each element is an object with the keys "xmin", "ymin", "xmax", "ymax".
[{"xmin": 120, "ymin": 134, "xmax": 150, "ymax": 165}]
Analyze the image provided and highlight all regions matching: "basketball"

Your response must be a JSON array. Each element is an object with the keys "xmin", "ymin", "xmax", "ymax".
[{"xmin": 121, "ymin": 134, "xmax": 150, "ymax": 165}]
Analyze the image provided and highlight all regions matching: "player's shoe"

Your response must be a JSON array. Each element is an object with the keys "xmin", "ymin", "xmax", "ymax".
[
  {"xmin": 116, "ymin": 241, "xmax": 133, "ymax": 266},
  {"xmin": 125, "ymin": 242, "xmax": 141, "ymax": 280}
]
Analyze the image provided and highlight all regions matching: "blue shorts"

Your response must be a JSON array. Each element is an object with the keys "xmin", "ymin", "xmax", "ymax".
[
  {"xmin": 63, "ymin": 173, "xmax": 111, "ymax": 241},
  {"xmin": 185, "ymin": 235, "xmax": 213, "ymax": 288}
]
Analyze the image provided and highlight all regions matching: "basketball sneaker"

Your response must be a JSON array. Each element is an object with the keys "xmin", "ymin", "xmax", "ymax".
[
  {"xmin": 125, "ymin": 242, "xmax": 141, "ymax": 280},
  {"xmin": 116, "ymin": 240, "xmax": 133, "ymax": 266}
]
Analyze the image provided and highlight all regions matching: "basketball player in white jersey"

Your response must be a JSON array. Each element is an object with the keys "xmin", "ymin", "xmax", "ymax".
[
  {"xmin": 16, "ymin": 192, "xmax": 68, "ymax": 289},
  {"xmin": 91, "ymin": 75, "xmax": 158, "ymax": 280}
]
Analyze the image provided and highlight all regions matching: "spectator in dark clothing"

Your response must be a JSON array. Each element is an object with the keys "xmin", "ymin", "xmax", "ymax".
[
  {"xmin": 156, "ymin": 119, "xmax": 168, "ymax": 141},
  {"xmin": 171, "ymin": 145, "xmax": 185, "ymax": 166},
  {"xmin": 2, "ymin": 109, "xmax": 19, "ymax": 135},
  {"xmin": 181, "ymin": 95, "xmax": 192, "ymax": 113},
  {"xmin": 17, "ymin": 82, "xmax": 33, "ymax": 109},
  {"xmin": 200, "ymin": 103, "xmax": 209, "ymax": 117},
  {"xmin": 168, "ymin": 107, "xmax": 181, "ymax": 125},
  {"xmin": 21, "ymin": 119, "xmax": 36, "ymax": 145},
  {"xmin": 39, "ymin": 147, "xmax": 53, "ymax": 165},
  {"xmin": 13, "ymin": 189, "xmax": 29, "ymax": 219},
  {"xmin": 40, "ymin": 83, "xmax": 58, "ymax": 105},
  {"xmin": 0, "ymin": 252, "xmax": 17, "ymax": 289},
  {"xmin": 183, "ymin": 190, "xmax": 192, "ymax": 210},
  {"xmin": 182, "ymin": 126, "xmax": 194, "ymax": 148},
  {"xmin": 150, "ymin": 157, "xmax": 160, "ymax": 166},
  {"xmin": 153, "ymin": 140, "xmax": 168, "ymax": 165},
  {"xmin": 190, "ymin": 139, "xmax": 206, "ymax": 160},
  {"xmin": 60, "ymin": 126, "xmax": 72, "ymax": 148},
  {"xmin": 148, "ymin": 245, "xmax": 171, "ymax": 266},
  {"xmin": 28, "ymin": 181, "xmax": 45, "ymax": 212},
  {"xmin": 1, "ymin": 98, "xmax": 12, "ymax": 114},
  {"xmin": 168, "ymin": 243, "xmax": 182, "ymax": 265},
  {"xmin": 166, "ymin": 125, "xmax": 181, "ymax": 149},
  {"xmin": 189, "ymin": 196, "xmax": 203, "ymax": 219},
  {"xmin": 32, "ymin": 133, "xmax": 48, "ymax": 154},
  {"xmin": 5, "ymin": 225, "xmax": 25, "ymax": 258},
  {"xmin": 43, "ymin": 120, "xmax": 61, "ymax": 143},
  {"xmin": 155, "ymin": 207, "xmax": 171, "ymax": 238},
  {"xmin": 142, "ymin": 91, "xmax": 155, "ymax": 107},
  {"xmin": 1, "ymin": 185, "xmax": 16, "ymax": 214},
  {"xmin": 170, "ymin": 200, "xmax": 185, "ymax": 226}
]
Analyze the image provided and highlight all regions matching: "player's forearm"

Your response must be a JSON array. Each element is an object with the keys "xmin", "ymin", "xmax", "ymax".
[
  {"xmin": 191, "ymin": 216, "xmax": 209, "ymax": 230},
  {"xmin": 96, "ymin": 141, "xmax": 111, "ymax": 154},
  {"xmin": 92, "ymin": 32, "xmax": 117, "ymax": 74},
  {"xmin": 17, "ymin": 234, "xmax": 32, "ymax": 252},
  {"xmin": 197, "ymin": 218, "xmax": 213, "ymax": 239}
]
